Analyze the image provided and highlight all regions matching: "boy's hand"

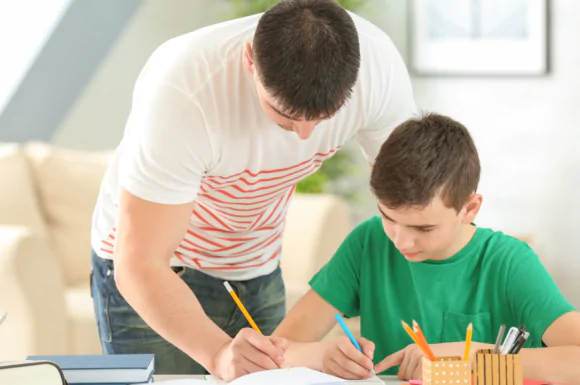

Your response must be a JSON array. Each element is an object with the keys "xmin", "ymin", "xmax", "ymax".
[
  {"xmin": 320, "ymin": 336, "xmax": 375, "ymax": 380},
  {"xmin": 374, "ymin": 344, "xmax": 424, "ymax": 380},
  {"xmin": 374, "ymin": 342, "xmax": 490, "ymax": 380},
  {"xmin": 211, "ymin": 328, "xmax": 287, "ymax": 381}
]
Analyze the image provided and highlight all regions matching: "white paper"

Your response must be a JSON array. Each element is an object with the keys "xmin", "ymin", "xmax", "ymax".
[{"xmin": 155, "ymin": 367, "xmax": 384, "ymax": 385}]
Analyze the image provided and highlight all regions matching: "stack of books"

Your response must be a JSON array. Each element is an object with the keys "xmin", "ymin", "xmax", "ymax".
[{"xmin": 26, "ymin": 354, "xmax": 155, "ymax": 385}]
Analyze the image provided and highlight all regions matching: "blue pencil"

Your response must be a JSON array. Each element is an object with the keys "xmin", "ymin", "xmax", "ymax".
[{"xmin": 335, "ymin": 313, "xmax": 376, "ymax": 375}]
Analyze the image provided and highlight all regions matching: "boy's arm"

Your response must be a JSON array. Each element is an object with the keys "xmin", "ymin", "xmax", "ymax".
[
  {"xmin": 273, "ymin": 290, "xmax": 375, "ymax": 379},
  {"xmin": 518, "ymin": 311, "xmax": 580, "ymax": 384}
]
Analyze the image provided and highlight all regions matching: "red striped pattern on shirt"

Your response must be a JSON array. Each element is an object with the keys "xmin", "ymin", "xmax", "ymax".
[{"xmin": 100, "ymin": 147, "xmax": 339, "ymax": 271}]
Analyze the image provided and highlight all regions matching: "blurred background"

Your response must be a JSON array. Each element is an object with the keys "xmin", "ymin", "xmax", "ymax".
[{"xmin": 0, "ymin": 0, "xmax": 579, "ymax": 361}]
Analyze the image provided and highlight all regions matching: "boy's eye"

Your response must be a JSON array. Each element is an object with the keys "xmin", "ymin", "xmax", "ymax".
[{"xmin": 417, "ymin": 228, "xmax": 434, "ymax": 233}]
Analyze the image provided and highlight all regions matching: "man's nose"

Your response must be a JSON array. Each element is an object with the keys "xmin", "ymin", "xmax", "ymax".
[{"xmin": 294, "ymin": 121, "xmax": 317, "ymax": 140}]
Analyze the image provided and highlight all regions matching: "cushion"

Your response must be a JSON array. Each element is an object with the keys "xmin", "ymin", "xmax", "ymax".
[
  {"xmin": 64, "ymin": 285, "xmax": 102, "ymax": 355},
  {"xmin": 0, "ymin": 143, "xmax": 47, "ymax": 234},
  {"xmin": 24, "ymin": 142, "xmax": 112, "ymax": 286}
]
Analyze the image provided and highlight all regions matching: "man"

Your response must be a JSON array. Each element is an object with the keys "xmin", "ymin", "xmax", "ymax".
[
  {"xmin": 90, "ymin": 0, "xmax": 416, "ymax": 379},
  {"xmin": 272, "ymin": 113, "xmax": 580, "ymax": 384}
]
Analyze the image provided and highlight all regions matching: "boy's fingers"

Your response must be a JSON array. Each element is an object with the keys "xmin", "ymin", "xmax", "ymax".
[
  {"xmin": 358, "ymin": 338, "xmax": 375, "ymax": 360},
  {"xmin": 270, "ymin": 336, "xmax": 289, "ymax": 352},
  {"xmin": 374, "ymin": 348, "xmax": 406, "ymax": 373},
  {"xmin": 337, "ymin": 339, "xmax": 374, "ymax": 370}
]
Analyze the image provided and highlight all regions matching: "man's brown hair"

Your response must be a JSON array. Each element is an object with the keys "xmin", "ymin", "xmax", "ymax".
[
  {"xmin": 253, "ymin": 0, "xmax": 360, "ymax": 121},
  {"xmin": 370, "ymin": 113, "xmax": 481, "ymax": 212}
]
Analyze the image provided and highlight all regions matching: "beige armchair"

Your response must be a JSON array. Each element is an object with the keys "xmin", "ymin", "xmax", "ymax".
[{"xmin": 0, "ymin": 142, "xmax": 355, "ymax": 361}]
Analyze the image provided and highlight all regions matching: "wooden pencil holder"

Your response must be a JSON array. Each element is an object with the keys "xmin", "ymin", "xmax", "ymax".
[
  {"xmin": 473, "ymin": 349, "xmax": 523, "ymax": 385},
  {"xmin": 422, "ymin": 356, "xmax": 472, "ymax": 385}
]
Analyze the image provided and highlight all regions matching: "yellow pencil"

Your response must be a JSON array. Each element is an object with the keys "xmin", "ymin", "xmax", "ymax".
[
  {"xmin": 401, "ymin": 321, "xmax": 434, "ymax": 361},
  {"xmin": 224, "ymin": 281, "xmax": 262, "ymax": 334},
  {"xmin": 463, "ymin": 323, "xmax": 473, "ymax": 361}
]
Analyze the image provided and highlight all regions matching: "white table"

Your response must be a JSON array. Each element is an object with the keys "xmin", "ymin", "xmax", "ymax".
[{"xmin": 154, "ymin": 375, "xmax": 402, "ymax": 384}]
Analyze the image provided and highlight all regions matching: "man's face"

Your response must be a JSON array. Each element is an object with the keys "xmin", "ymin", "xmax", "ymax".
[
  {"xmin": 243, "ymin": 43, "xmax": 331, "ymax": 140},
  {"xmin": 377, "ymin": 194, "xmax": 479, "ymax": 262}
]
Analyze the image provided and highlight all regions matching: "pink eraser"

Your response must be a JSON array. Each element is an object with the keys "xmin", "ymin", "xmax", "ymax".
[{"xmin": 409, "ymin": 381, "xmax": 422, "ymax": 385}]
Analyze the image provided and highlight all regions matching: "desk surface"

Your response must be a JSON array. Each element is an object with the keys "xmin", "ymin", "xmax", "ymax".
[{"xmin": 154, "ymin": 375, "xmax": 402, "ymax": 384}]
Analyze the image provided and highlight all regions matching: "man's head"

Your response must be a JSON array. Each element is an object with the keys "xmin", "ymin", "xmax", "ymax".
[
  {"xmin": 370, "ymin": 113, "xmax": 482, "ymax": 262},
  {"xmin": 243, "ymin": 0, "xmax": 360, "ymax": 140}
]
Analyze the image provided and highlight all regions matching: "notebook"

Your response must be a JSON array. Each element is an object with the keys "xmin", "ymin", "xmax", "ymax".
[
  {"xmin": 155, "ymin": 367, "xmax": 384, "ymax": 385},
  {"xmin": 26, "ymin": 354, "xmax": 154, "ymax": 384}
]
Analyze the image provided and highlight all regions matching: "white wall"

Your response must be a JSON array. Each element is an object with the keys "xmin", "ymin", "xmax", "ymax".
[
  {"xmin": 0, "ymin": 0, "xmax": 72, "ymax": 114},
  {"xmin": 52, "ymin": 0, "xmax": 231, "ymax": 150},
  {"xmin": 409, "ymin": 1, "xmax": 580, "ymax": 306}
]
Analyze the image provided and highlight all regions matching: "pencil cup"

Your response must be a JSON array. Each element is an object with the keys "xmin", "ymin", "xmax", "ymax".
[
  {"xmin": 473, "ymin": 349, "xmax": 522, "ymax": 385},
  {"xmin": 422, "ymin": 356, "xmax": 472, "ymax": 385}
]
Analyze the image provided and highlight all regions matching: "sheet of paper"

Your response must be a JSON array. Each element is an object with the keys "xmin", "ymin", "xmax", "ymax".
[{"xmin": 155, "ymin": 368, "xmax": 385, "ymax": 385}]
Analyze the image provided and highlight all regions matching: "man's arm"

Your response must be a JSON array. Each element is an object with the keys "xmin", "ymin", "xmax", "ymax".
[{"xmin": 114, "ymin": 189, "xmax": 284, "ymax": 380}]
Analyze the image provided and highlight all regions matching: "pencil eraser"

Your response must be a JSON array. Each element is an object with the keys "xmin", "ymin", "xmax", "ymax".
[{"xmin": 409, "ymin": 380, "xmax": 422, "ymax": 385}]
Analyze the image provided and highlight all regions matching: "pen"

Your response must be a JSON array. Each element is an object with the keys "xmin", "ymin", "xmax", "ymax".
[
  {"xmin": 493, "ymin": 324, "xmax": 506, "ymax": 354},
  {"xmin": 335, "ymin": 314, "xmax": 376, "ymax": 375},
  {"xmin": 510, "ymin": 331, "xmax": 529, "ymax": 354},
  {"xmin": 500, "ymin": 326, "xmax": 519, "ymax": 354}
]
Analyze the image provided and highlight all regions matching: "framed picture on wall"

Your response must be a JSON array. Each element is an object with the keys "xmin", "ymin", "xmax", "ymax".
[{"xmin": 409, "ymin": 0, "xmax": 550, "ymax": 76}]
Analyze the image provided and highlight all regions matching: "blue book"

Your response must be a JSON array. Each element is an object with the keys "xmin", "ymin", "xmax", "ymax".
[{"xmin": 26, "ymin": 354, "xmax": 154, "ymax": 384}]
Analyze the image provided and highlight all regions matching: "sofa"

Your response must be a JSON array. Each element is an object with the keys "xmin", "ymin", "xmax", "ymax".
[{"xmin": 0, "ymin": 142, "xmax": 356, "ymax": 361}]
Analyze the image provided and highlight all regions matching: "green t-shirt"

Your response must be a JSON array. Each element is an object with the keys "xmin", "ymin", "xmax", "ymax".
[{"xmin": 309, "ymin": 216, "xmax": 575, "ymax": 375}]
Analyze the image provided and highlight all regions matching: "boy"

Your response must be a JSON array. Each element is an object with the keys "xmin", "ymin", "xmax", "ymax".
[{"xmin": 272, "ymin": 113, "xmax": 580, "ymax": 384}]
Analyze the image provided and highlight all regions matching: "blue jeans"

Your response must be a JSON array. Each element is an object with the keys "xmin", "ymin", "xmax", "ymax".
[{"xmin": 90, "ymin": 250, "xmax": 286, "ymax": 375}]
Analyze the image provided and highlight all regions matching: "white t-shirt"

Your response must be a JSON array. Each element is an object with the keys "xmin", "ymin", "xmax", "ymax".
[{"xmin": 91, "ymin": 12, "xmax": 417, "ymax": 281}]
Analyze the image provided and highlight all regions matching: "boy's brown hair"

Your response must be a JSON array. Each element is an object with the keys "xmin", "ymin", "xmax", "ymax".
[{"xmin": 370, "ymin": 113, "xmax": 480, "ymax": 212}]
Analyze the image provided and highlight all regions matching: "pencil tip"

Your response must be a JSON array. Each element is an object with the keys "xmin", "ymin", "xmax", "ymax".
[{"xmin": 468, "ymin": 322, "xmax": 473, "ymax": 329}]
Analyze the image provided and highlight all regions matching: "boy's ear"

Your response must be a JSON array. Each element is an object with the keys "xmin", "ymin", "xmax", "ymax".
[{"xmin": 462, "ymin": 193, "xmax": 483, "ymax": 223}]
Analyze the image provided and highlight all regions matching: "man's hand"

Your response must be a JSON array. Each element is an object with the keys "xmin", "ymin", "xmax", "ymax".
[
  {"xmin": 211, "ymin": 328, "xmax": 288, "ymax": 381},
  {"xmin": 319, "ymin": 336, "xmax": 375, "ymax": 380}
]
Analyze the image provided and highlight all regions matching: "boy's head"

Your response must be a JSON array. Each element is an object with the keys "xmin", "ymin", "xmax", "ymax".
[
  {"xmin": 370, "ymin": 113, "xmax": 482, "ymax": 262},
  {"xmin": 243, "ymin": 0, "xmax": 360, "ymax": 140}
]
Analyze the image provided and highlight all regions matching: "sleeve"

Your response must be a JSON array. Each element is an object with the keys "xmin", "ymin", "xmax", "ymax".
[
  {"xmin": 356, "ymin": 40, "xmax": 418, "ymax": 164},
  {"xmin": 118, "ymin": 75, "xmax": 212, "ymax": 205},
  {"xmin": 308, "ymin": 222, "xmax": 367, "ymax": 318},
  {"xmin": 506, "ymin": 245, "xmax": 576, "ymax": 344}
]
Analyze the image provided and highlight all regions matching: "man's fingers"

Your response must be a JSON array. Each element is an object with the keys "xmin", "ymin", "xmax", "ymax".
[
  {"xmin": 241, "ymin": 341, "xmax": 281, "ymax": 371},
  {"xmin": 358, "ymin": 338, "xmax": 375, "ymax": 360},
  {"xmin": 374, "ymin": 348, "xmax": 406, "ymax": 373},
  {"xmin": 242, "ymin": 329, "xmax": 285, "ymax": 364}
]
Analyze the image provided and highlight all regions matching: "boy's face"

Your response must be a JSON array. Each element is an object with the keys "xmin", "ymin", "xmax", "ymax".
[{"xmin": 377, "ymin": 193, "xmax": 482, "ymax": 262}]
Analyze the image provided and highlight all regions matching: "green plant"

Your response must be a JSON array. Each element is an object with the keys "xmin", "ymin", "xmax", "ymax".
[
  {"xmin": 230, "ymin": 0, "xmax": 368, "ymax": 17},
  {"xmin": 228, "ymin": 0, "xmax": 368, "ymax": 197}
]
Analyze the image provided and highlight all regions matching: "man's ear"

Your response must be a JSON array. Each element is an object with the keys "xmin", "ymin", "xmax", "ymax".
[
  {"xmin": 462, "ymin": 193, "xmax": 483, "ymax": 223},
  {"xmin": 243, "ymin": 42, "xmax": 254, "ymax": 74}
]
